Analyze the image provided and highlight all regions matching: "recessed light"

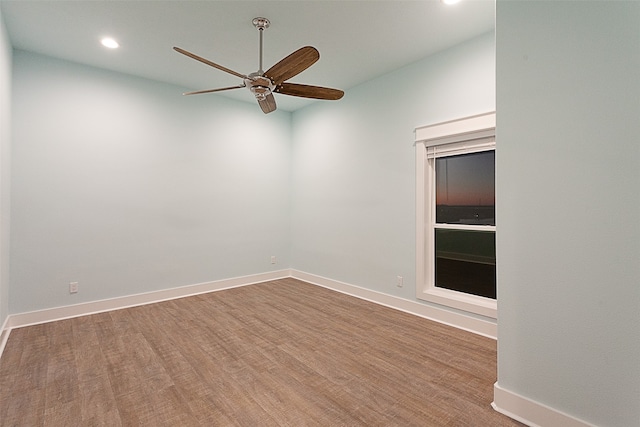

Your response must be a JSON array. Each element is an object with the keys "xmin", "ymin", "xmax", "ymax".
[
  {"xmin": 442, "ymin": 0, "xmax": 461, "ymax": 5},
  {"xmin": 101, "ymin": 38, "xmax": 119, "ymax": 49}
]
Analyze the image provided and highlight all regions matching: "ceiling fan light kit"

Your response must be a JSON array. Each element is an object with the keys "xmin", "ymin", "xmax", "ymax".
[{"xmin": 174, "ymin": 17, "xmax": 344, "ymax": 114}]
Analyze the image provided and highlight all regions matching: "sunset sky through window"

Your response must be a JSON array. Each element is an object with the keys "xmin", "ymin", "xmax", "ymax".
[{"xmin": 436, "ymin": 151, "xmax": 495, "ymax": 206}]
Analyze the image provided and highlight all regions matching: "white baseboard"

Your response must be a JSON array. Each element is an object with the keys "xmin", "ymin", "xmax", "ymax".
[
  {"xmin": 5, "ymin": 269, "xmax": 292, "ymax": 331},
  {"xmin": 290, "ymin": 270, "xmax": 496, "ymax": 339},
  {"xmin": 492, "ymin": 383, "xmax": 597, "ymax": 427},
  {"xmin": 1, "ymin": 270, "xmax": 602, "ymax": 427},
  {"xmin": 0, "ymin": 315, "xmax": 10, "ymax": 360},
  {"xmin": 1, "ymin": 268, "xmax": 495, "ymax": 360}
]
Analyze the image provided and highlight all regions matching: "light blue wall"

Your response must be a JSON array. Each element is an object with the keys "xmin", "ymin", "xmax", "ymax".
[
  {"xmin": 496, "ymin": 2, "xmax": 640, "ymax": 426},
  {"xmin": 9, "ymin": 32, "xmax": 495, "ymax": 317},
  {"xmin": 290, "ymin": 33, "xmax": 495, "ymax": 306},
  {"xmin": 10, "ymin": 51, "xmax": 292, "ymax": 313},
  {"xmin": 0, "ymin": 8, "xmax": 11, "ymax": 327}
]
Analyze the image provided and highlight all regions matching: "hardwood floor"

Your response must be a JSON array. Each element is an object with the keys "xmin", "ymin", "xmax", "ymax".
[{"xmin": 0, "ymin": 278, "xmax": 522, "ymax": 426}]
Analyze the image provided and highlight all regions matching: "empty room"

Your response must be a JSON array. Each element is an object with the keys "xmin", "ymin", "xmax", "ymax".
[{"xmin": 0, "ymin": 1, "xmax": 638, "ymax": 426}]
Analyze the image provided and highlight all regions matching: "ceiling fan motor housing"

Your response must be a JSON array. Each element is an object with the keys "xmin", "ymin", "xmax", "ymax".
[{"xmin": 246, "ymin": 73, "xmax": 274, "ymax": 100}]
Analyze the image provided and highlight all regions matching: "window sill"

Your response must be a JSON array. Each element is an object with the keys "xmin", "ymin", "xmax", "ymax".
[{"xmin": 418, "ymin": 286, "xmax": 497, "ymax": 319}]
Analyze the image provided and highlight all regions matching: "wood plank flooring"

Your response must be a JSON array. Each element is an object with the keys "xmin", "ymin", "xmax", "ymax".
[{"xmin": 0, "ymin": 278, "xmax": 522, "ymax": 426}]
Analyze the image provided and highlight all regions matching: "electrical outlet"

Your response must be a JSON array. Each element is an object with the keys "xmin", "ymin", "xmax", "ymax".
[
  {"xmin": 396, "ymin": 276, "xmax": 403, "ymax": 288},
  {"xmin": 270, "ymin": 256, "xmax": 277, "ymax": 264},
  {"xmin": 69, "ymin": 282, "xmax": 79, "ymax": 294}
]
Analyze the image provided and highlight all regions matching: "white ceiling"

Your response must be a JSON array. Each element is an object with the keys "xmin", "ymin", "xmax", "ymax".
[{"xmin": 0, "ymin": 0, "xmax": 495, "ymax": 112}]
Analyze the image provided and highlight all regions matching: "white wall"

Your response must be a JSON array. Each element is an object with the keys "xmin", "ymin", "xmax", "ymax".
[
  {"xmin": 10, "ymin": 51, "xmax": 292, "ymax": 313},
  {"xmin": 0, "ymin": 8, "xmax": 11, "ymax": 327},
  {"xmin": 496, "ymin": 2, "xmax": 640, "ymax": 426},
  {"xmin": 290, "ymin": 33, "xmax": 495, "ymax": 312}
]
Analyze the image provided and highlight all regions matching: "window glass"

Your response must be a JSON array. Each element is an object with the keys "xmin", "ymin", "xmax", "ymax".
[
  {"xmin": 435, "ymin": 151, "xmax": 495, "ymax": 226},
  {"xmin": 434, "ymin": 229, "xmax": 496, "ymax": 299}
]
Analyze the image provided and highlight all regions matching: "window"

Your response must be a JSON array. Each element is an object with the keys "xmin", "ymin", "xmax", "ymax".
[
  {"xmin": 415, "ymin": 113, "xmax": 496, "ymax": 318},
  {"xmin": 433, "ymin": 150, "xmax": 496, "ymax": 299}
]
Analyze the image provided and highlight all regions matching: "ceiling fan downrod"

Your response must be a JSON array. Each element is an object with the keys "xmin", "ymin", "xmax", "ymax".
[{"xmin": 252, "ymin": 17, "xmax": 270, "ymax": 75}]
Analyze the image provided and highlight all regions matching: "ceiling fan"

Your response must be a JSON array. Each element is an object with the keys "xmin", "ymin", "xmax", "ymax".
[{"xmin": 173, "ymin": 17, "xmax": 344, "ymax": 114}]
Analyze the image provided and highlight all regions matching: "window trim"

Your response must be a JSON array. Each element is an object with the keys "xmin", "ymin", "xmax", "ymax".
[{"xmin": 415, "ymin": 112, "xmax": 497, "ymax": 319}]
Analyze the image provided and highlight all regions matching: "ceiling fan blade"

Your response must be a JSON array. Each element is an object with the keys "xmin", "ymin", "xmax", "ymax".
[
  {"xmin": 258, "ymin": 93, "xmax": 277, "ymax": 114},
  {"xmin": 173, "ymin": 47, "xmax": 249, "ymax": 80},
  {"xmin": 183, "ymin": 85, "xmax": 245, "ymax": 96},
  {"xmin": 264, "ymin": 46, "xmax": 319, "ymax": 85},
  {"xmin": 275, "ymin": 82, "xmax": 344, "ymax": 100}
]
